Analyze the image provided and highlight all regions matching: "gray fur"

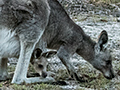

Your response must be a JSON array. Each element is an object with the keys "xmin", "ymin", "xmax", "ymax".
[
  {"xmin": 37, "ymin": 0, "xmax": 114, "ymax": 80},
  {"xmin": 32, "ymin": 48, "xmax": 56, "ymax": 78},
  {"xmin": 0, "ymin": 0, "xmax": 54, "ymax": 84},
  {"xmin": 0, "ymin": 0, "xmax": 114, "ymax": 84}
]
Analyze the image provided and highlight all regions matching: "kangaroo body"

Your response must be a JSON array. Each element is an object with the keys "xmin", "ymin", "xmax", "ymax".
[{"xmin": 0, "ymin": 0, "xmax": 114, "ymax": 84}]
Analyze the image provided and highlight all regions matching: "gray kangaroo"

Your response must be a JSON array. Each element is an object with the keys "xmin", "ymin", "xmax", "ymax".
[
  {"xmin": 0, "ymin": 0, "xmax": 114, "ymax": 84},
  {"xmin": 0, "ymin": 0, "xmax": 53, "ymax": 84},
  {"xmin": 31, "ymin": 48, "xmax": 48, "ymax": 78},
  {"xmin": 8, "ymin": 49, "xmax": 55, "ymax": 79},
  {"xmin": 36, "ymin": 0, "xmax": 115, "ymax": 81}
]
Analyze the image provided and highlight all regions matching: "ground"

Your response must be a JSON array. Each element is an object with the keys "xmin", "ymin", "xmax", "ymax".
[{"xmin": 0, "ymin": 0, "xmax": 120, "ymax": 90}]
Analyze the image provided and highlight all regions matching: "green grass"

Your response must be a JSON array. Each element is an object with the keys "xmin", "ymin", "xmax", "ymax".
[
  {"xmin": 55, "ymin": 69, "xmax": 69, "ymax": 81},
  {"xmin": 8, "ymin": 65, "xmax": 16, "ymax": 72},
  {"xmin": 1, "ymin": 61, "xmax": 120, "ymax": 90},
  {"xmin": 79, "ymin": 75, "xmax": 110, "ymax": 89},
  {"xmin": 0, "ymin": 64, "xmax": 62, "ymax": 90},
  {"xmin": 3, "ymin": 54, "xmax": 120, "ymax": 90},
  {"xmin": 11, "ymin": 83, "xmax": 62, "ymax": 90},
  {"xmin": 76, "ymin": 62, "xmax": 111, "ymax": 89}
]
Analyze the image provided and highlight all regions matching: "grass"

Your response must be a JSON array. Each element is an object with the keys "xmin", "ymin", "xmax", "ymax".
[
  {"xmin": 55, "ymin": 69, "xmax": 69, "ymax": 81},
  {"xmin": 0, "ymin": 79, "xmax": 62, "ymax": 90},
  {"xmin": 73, "ymin": 62, "xmax": 116, "ymax": 89},
  {"xmin": 8, "ymin": 65, "xmax": 16, "ymax": 72},
  {"xmin": 3, "ymin": 49, "xmax": 120, "ymax": 90},
  {"xmin": 73, "ymin": 14, "xmax": 117, "ymax": 23},
  {"xmin": 0, "ymin": 83, "xmax": 62, "ymax": 90},
  {"xmin": 90, "ymin": 0, "xmax": 120, "ymax": 4},
  {"xmin": 11, "ymin": 83, "xmax": 62, "ymax": 90},
  {"xmin": 79, "ymin": 75, "xmax": 110, "ymax": 89},
  {"xmin": 1, "ymin": 59, "xmax": 120, "ymax": 90},
  {"xmin": 3, "ymin": 63, "xmax": 62, "ymax": 90},
  {"xmin": 53, "ymin": 62, "xmax": 112, "ymax": 89}
]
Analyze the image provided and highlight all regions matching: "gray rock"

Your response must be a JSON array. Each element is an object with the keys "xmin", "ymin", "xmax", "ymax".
[{"xmin": 87, "ymin": 4, "xmax": 95, "ymax": 11}]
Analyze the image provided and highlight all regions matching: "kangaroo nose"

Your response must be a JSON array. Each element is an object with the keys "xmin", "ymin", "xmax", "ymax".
[
  {"xmin": 42, "ymin": 71, "xmax": 47, "ymax": 78},
  {"xmin": 111, "ymin": 69, "xmax": 115, "ymax": 79},
  {"xmin": 112, "ymin": 73, "xmax": 115, "ymax": 78},
  {"xmin": 105, "ymin": 73, "xmax": 115, "ymax": 80}
]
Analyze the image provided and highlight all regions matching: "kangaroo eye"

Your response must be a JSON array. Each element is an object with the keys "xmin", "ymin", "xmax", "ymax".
[
  {"xmin": 38, "ymin": 64, "xmax": 43, "ymax": 69},
  {"xmin": 106, "ymin": 60, "xmax": 111, "ymax": 64}
]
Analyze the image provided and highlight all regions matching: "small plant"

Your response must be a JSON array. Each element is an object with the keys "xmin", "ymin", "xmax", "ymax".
[
  {"xmin": 11, "ymin": 83, "xmax": 62, "ymax": 90},
  {"xmin": 55, "ymin": 69, "xmax": 69, "ymax": 81},
  {"xmin": 0, "ymin": 83, "xmax": 3, "ymax": 87},
  {"xmin": 8, "ymin": 65, "xmax": 16, "ymax": 72}
]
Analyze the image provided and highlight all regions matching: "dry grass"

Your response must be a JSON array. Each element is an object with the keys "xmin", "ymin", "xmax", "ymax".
[{"xmin": 90, "ymin": 0, "xmax": 120, "ymax": 4}]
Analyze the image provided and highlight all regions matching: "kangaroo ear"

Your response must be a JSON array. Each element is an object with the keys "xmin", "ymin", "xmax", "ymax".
[
  {"xmin": 97, "ymin": 30, "xmax": 108, "ymax": 50},
  {"xmin": 33, "ymin": 48, "xmax": 42, "ymax": 59},
  {"xmin": 0, "ymin": 0, "xmax": 4, "ymax": 6}
]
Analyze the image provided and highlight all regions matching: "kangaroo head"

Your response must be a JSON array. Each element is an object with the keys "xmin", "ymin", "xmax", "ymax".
[
  {"xmin": 32, "ymin": 48, "xmax": 57, "ymax": 78},
  {"xmin": 33, "ymin": 48, "xmax": 48, "ymax": 78},
  {"xmin": 93, "ymin": 30, "xmax": 115, "ymax": 79}
]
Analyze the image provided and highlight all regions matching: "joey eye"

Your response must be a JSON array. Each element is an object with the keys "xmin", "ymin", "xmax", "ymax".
[{"xmin": 38, "ymin": 64, "xmax": 43, "ymax": 69}]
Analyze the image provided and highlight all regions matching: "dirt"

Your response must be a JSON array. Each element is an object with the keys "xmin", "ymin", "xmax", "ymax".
[
  {"xmin": 1, "ymin": 1, "xmax": 120, "ymax": 90},
  {"xmin": 47, "ymin": 15, "xmax": 120, "ymax": 89}
]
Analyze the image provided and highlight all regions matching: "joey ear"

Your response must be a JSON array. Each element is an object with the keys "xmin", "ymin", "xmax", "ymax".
[
  {"xmin": 34, "ymin": 48, "xmax": 42, "ymax": 59},
  {"xmin": 97, "ymin": 30, "xmax": 108, "ymax": 50},
  {"xmin": 42, "ymin": 51, "xmax": 57, "ymax": 58}
]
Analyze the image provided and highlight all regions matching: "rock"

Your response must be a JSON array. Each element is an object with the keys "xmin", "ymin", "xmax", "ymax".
[{"xmin": 87, "ymin": 4, "xmax": 95, "ymax": 11}]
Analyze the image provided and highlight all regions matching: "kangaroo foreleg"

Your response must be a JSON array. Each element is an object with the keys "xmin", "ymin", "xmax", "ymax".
[{"xmin": 57, "ymin": 45, "xmax": 83, "ymax": 82}]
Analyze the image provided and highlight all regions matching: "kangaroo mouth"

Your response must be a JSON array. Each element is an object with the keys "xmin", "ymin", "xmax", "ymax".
[
  {"xmin": 105, "ymin": 76, "xmax": 113, "ymax": 80},
  {"xmin": 104, "ymin": 74, "xmax": 115, "ymax": 80}
]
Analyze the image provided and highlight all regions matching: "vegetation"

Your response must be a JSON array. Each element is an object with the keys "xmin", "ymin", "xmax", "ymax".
[
  {"xmin": 90, "ymin": 0, "xmax": 120, "ymax": 4},
  {"xmin": 11, "ymin": 83, "xmax": 62, "ymax": 90},
  {"xmin": 0, "ymin": 0, "xmax": 119, "ymax": 89}
]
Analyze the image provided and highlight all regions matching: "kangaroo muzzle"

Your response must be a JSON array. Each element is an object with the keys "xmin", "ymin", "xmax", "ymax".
[{"xmin": 103, "ymin": 68, "xmax": 115, "ymax": 79}]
